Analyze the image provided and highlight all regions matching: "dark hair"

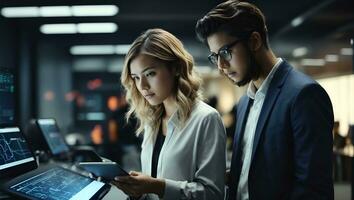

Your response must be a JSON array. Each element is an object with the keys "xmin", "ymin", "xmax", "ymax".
[{"xmin": 195, "ymin": 0, "xmax": 269, "ymax": 49}]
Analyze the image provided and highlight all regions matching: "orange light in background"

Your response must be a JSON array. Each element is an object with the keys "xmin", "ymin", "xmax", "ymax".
[
  {"xmin": 108, "ymin": 119, "xmax": 118, "ymax": 143},
  {"xmin": 107, "ymin": 96, "xmax": 119, "ymax": 111},
  {"xmin": 76, "ymin": 95, "xmax": 85, "ymax": 107},
  {"xmin": 65, "ymin": 91, "xmax": 79, "ymax": 102},
  {"xmin": 91, "ymin": 124, "xmax": 103, "ymax": 145},
  {"xmin": 44, "ymin": 91, "xmax": 55, "ymax": 101},
  {"xmin": 87, "ymin": 78, "xmax": 102, "ymax": 90}
]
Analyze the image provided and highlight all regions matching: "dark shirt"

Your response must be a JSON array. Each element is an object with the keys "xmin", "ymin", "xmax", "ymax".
[{"xmin": 151, "ymin": 127, "xmax": 165, "ymax": 178}]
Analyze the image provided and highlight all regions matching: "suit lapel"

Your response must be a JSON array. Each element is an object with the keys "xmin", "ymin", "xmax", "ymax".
[{"xmin": 251, "ymin": 61, "xmax": 292, "ymax": 161}]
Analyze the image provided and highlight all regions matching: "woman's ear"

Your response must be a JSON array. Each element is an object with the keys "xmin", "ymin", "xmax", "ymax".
[
  {"xmin": 248, "ymin": 32, "xmax": 262, "ymax": 52},
  {"xmin": 171, "ymin": 62, "xmax": 180, "ymax": 77}
]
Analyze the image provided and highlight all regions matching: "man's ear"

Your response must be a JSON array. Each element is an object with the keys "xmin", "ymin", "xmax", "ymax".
[{"xmin": 248, "ymin": 32, "xmax": 262, "ymax": 52}]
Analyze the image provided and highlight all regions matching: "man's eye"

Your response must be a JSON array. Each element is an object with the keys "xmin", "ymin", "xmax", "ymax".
[{"xmin": 220, "ymin": 49, "xmax": 229, "ymax": 55}]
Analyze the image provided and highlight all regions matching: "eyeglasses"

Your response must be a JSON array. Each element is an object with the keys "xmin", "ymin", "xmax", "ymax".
[{"xmin": 208, "ymin": 39, "xmax": 243, "ymax": 66}]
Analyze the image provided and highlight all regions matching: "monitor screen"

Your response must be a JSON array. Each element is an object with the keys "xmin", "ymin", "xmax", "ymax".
[
  {"xmin": 0, "ymin": 68, "xmax": 15, "ymax": 125},
  {"xmin": 37, "ymin": 119, "xmax": 70, "ymax": 155},
  {"xmin": 0, "ymin": 127, "xmax": 35, "ymax": 171}
]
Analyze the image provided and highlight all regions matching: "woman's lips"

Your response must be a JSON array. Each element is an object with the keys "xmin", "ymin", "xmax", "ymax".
[{"xmin": 144, "ymin": 94, "xmax": 155, "ymax": 99}]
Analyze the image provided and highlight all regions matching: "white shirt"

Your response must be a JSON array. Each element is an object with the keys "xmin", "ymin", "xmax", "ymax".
[
  {"xmin": 140, "ymin": 100, "xmax": 226, "ymax": 200},
  {"xmin": 236, "ymin": 58, "xmax": 283, "ymax": 200}
]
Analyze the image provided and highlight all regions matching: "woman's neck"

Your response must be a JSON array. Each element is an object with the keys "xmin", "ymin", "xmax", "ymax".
[{"xmin": 163, "ymin": 96, "xmax": 178, "ymax": 120}]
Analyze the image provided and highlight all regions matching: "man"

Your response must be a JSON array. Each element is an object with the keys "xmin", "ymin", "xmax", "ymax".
[{"xmin": 195, "ymin": 1, "xmax": 334, "ymax": 200}]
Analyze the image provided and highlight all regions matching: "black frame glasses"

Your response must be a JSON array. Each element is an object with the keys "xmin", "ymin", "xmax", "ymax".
[{"xmin": 208, "ymin": 39, "xmax": 243, "ymax": 66}]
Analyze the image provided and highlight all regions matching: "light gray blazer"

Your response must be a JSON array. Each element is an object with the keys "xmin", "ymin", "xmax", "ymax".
[{"xmin": 140, "ymin": 100, "xmax": 226, "ymax": 200}]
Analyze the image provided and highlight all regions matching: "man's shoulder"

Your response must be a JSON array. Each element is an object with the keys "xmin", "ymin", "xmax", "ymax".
[{"xmin": 280, "ymin": 62, "xmax": 321, "ymax": 95}]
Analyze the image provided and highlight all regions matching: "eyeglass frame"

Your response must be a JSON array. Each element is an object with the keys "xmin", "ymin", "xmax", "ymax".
[
  {"xmin": 208, "ymin": 38, "xmax": 246, "ymax": 66},
  {"xmin": 208, "ymin": 39, "xmax": 244, "ymax": 66}
]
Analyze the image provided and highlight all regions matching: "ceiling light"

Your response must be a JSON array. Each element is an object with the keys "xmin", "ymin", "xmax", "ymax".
[
  {"xmin": 1, "ymin": 5, "xmax": 118, "ymax": 18},
  {"xmin": 292, "ymin": 47, "xmax": 308, "ymax": 57},
  {"xmin": 301, "ymin": 59, "xmax": 325, "ymax": 66},
  {"xmin": 324, "ymin": 54, "xmax": 338, "ymax": 62},
  {"xmin": 291, "ymin": 17, "xmax": 304, "ymax": 27},
  {"xmin": 115, "ymin": 45, "xmax": 131, "ymax": 55},
  {"xmin": 1, "ymin": 7, "xmax": 39, "ymax": 18},
  {"xmin": 70, "ymin": 44, "xmax": 132, "ymax": 55},
  {"xmin": 40, "ymin": 23, "xmax": 118, "ymax": 34},
  {"xmin": 340, "ymin": 48, "xmax": 353, "ymax": 56},
  {"xmin": 77, "ymin": 23, "xmax": 118, "ymax": 33},
  {"xmin": 39, "ymin": 6, "xmax": 71, "ymax": 17},
  {"xmin": 70, "ymin": 45, "xmax": 116, "ymax": 55},
  {"xmin": 72, "ymin": 5, "xmax": 118, "ymax": 16},
  {"xmin": 40, "ymin": 24, "xmax": 77, "ymax": 34}
]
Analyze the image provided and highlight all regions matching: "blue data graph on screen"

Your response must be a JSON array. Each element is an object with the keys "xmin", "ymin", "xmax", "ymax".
[
  {"xmin": 0, "ymin": 131, "xmax": 32, "ymax": 165},
  {"xmin": 10, "ymin": 167, "xmax": 92, "ymax": 200},
  {"xmin": 0, "ymin": 70, "xmax": 15, "ymax": 125}
]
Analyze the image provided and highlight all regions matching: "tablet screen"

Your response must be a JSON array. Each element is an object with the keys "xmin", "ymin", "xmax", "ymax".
[{"xmin": 9, "ymin": 167, "xmax": 107, "ymax": 200}]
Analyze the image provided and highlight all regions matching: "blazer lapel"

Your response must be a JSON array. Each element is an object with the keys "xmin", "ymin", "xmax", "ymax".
[{"xmin": 251, "ymin": 61, "xmax": 292, "ymax": 161}]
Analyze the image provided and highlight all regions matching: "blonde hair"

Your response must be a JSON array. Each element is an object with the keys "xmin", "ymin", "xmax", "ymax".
[{"xmin": 121, "ymin": 28, "xmax": 202, "ymax": 136}]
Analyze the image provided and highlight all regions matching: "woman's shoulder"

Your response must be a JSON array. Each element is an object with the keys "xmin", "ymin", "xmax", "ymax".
[{"xmin": 190, "ymin": 100, "xmax": 221, "ymax": 119}]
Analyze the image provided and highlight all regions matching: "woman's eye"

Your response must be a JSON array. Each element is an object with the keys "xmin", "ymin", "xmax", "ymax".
[
  {"xmin": 146, "ymin": 71, "xmax": 156, "ymax": 77},
  {"xmin": 132, "ymin": 76, "xmax": 139, "ymax": 81}
]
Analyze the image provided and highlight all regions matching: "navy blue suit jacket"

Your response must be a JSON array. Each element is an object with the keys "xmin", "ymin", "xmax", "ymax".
[{"xmin": 228, "ymin": 61, "xmax": 334, "ymax": 200}]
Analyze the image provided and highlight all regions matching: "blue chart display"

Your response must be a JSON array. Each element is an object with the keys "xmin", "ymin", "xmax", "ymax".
[
  {"xmin": 10, "ymin": 168, "xmax": 92, "ymax": 200},
  {"xmin": 0, "ymin": 129, "xmax": 32, "ymax": 166},
  {"xmin": 0, "ymin": 69, "xmax": 15, "ymax": 125}
]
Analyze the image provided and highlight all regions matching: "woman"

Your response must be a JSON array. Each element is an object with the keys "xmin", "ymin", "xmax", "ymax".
[{"xmin": 115, "ymin": 28, "xmax": 226, "ymax": 200}]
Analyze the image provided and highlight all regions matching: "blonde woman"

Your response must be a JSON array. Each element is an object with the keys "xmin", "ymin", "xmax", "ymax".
[{"xmin": 113, "ymin": 28, "xmax": 226, "ymax": 200}]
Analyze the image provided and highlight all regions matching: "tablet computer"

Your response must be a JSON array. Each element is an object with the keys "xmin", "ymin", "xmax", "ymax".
[
  {"xmin": 0, "ymin": 127, "xmax": 110, "ymax": 200},
  {"xmin": 2, "ymin": 166, "xmax": 110, "ymax": 200},
  {"xmin": 78, "ymin": 162, "xmax": 130, "ymax": 181}
]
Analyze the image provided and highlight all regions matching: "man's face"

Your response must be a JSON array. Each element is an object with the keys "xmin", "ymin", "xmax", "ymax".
[{"xmin": 207, "ymin": 32, "xmax": 253, "ymax": 86}]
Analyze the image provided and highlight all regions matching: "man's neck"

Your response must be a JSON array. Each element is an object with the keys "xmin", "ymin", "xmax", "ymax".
[{"xmin": 253, "ymin": 50, "xmax": 278, "ymax": 90}]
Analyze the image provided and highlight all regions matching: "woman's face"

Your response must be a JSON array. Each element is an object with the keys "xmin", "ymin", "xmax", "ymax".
[{"xmin": 130, "ymin": 54, "xmax": 176, "ymax": 106}]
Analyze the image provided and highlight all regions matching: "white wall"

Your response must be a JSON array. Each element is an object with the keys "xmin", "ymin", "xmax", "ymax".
[{"xmin": 318, "ymin": 74, "xmax": 354, "ymax": 135}]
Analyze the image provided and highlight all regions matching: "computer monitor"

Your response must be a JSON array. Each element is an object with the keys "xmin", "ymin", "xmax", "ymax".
[
  {"xmin": 0, "ymin": 68, "xmax": 16, "ymax": 126},
  {"xmin": 0, "ymin": 127, "xmax": 37, "ymax": 177},
  {"xmin": 36, "ymin": 119, "xmax": 70, "ymax": 156}
]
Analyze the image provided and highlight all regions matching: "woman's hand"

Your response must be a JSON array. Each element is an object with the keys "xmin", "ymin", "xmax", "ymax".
[{"xmin": 111, "ymin": 171, "xmax": 165, "ymax": 198}]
